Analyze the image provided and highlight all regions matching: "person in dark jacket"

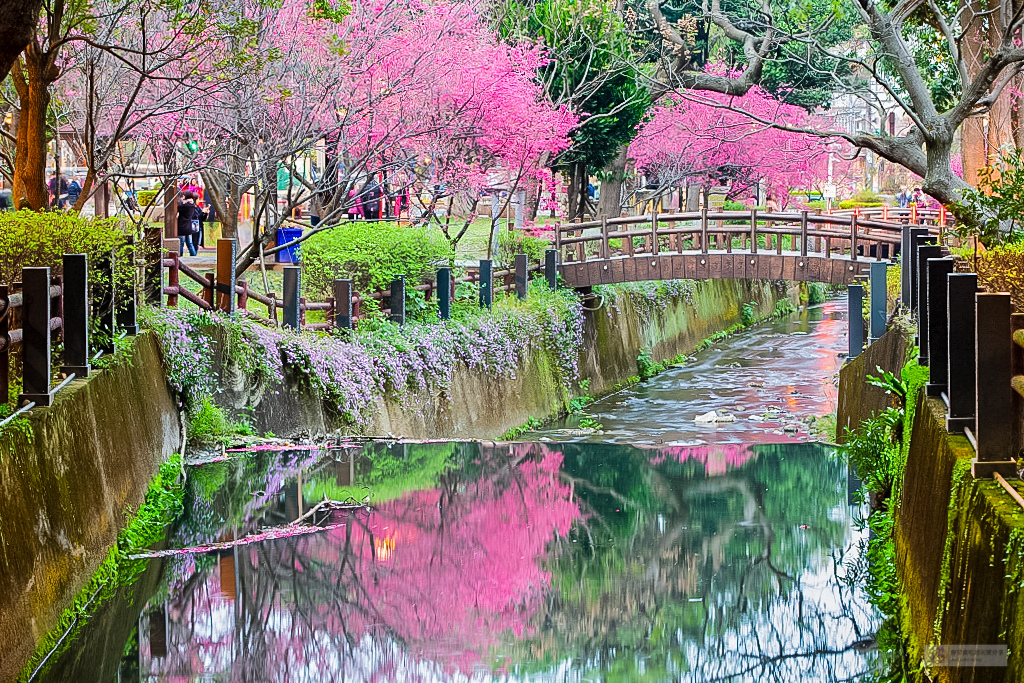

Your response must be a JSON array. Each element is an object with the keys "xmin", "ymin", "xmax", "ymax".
[
  {"xmin": 177, "ymin": 191, "xmax": 199, "ymax": 256},
  {"xmin": 194, "ymin": 201, "xmax": 209, "ymax": 249},
  {"xmin": 65, "ymin": 177, "xmax": 81, "ymax": 208}
]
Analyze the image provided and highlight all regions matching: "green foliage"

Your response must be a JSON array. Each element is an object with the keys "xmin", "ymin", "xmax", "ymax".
[
  {"xmin": 957, "ymin": 239, "xmax": 1024, "ymax": 312},
  {"xmin": 19, "ymin": 453, "xmax": 184, "ymax": 682},
  {"xmin": 187, "ymin": 396, "xmax": 253, "ymax": 445},
  {"xmin": 301, "ymin": 221, "xmax": 453, "ymax": 299},
  {"xmin": 838, "ymin": 190, "xmax": 885, "ymax": 209},
  {"xmin": 305, "ymin": 443, "xmax": 455, "ymax": 505},
  {"xmin": 501, "ymin": 416, "xmax": 544, "ymax": 440},
  {"xmin": 958, "ymin": 148, "xmax": 1024, "ymax": 245},
  {"xmin": 500, "ymin": 0, "xmax": 648, "ymax": 172},
  {"xmin": 773, "ymin": 297, "xmax": 797, "ymax": 318},
  {"xmin": 740, "ymin": 301, "xmax": 757, "ymax": 327},
  {"xmin": 497, "ymin": 228, "xmax": 551, "ymax": 268},
  {"xmin": 568, "ymin": 394, "xmax": 594, "ymax": 413},
  {"xmin": 577, "ymin": 416, "xmax": 603, "ymax": 430},
  {"xmin": 866, "ymin": 364, "xmax": 910, "ymax": 410},
  {"xmin": 636, "ymin": 348, "xmax": 666, "ymax": 380},
  {"xmin": 0, "ymin": 403, "xmax": 33, "ymax": 461},
  {"xmin": 806, "ymin": 281, "xmax": 829, "ymax": 305}
]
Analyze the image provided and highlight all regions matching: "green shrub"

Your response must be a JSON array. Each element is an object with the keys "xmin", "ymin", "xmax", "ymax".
[
  {"xmin": 302, "ymin": 221, "xmax": 453, "ymax": 299},
  {"xmin": 637, "ymin": 348, "xmax": 666, "ymax": 380},
  {"xmin": 740, "ymin": 302, "xmax": 757, "ymax": 326},
  {"xmin": 187, "ymin": 396, "xmax": 253, "ymax": 445},
  {"xmin": 807, "ymin": 282, "xmax": 829, "ymax": 305},
  {"xmin": 497, "ymin": 228, "xmax": 551, "ymax": 268}
]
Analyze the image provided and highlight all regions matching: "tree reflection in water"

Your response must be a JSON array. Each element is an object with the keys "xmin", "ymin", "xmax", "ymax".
[{"xmin": 129, "ymin": 441, "xmax": 875, "ymax": 682}]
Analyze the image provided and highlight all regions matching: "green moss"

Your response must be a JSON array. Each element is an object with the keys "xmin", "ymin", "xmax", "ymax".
[
  {"xmin": 18, "ymin": 453, "xmax": 184, "ymax": 682},
  {"xmin": 501, "ymin": 416, "xmax": 544, "ymax": 440}
]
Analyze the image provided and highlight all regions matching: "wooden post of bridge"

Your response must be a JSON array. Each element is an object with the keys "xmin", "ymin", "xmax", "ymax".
[
  {"xmin": 165, "ymin": 240, "xmax": 179, "ymax": 308},
  {"xmin": 700, "ymin": 208, "xmax": 709, "ymax": 254},
  {"xmin": 971, "ymin": 292, "xmax": 1016, "ymax": 478},
  {"xmin": 651, "ymin": 210, "xmax": 659, "ymax": 256},
  {"xmin": 144, "ymin": 227, "xmax": 163, "ymax": 306},
  {"xmin": 946, "ymin": 273, "xmax": 977, "ymax": 433},
  {"xmin": 20, "ymin": 267, "xmax": 53, "ymax": 406},
  {"xmin": 749, "ymin": 209, "xmax": 758, "ymax": 254},
  {"xmin": 850, "ymin": 213, "xmax": 859, "ymax": 260},
  {"xmin": 800, "ymin": 211, "xmax": 808, "ymax": 257},
  {"xmin": 600, "ymin": 217, "xmax": 610, "ymax": 258},
  {"xmin": 61, "ymin": 254, "xmax": 90, "ymax": 378},
  {"xmin": 216, "ymin": 238, "xmax": 237, "ymax": 314}
]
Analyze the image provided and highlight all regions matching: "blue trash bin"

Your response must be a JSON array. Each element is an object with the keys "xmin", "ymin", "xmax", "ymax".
[{"xmin": 275, "ymin": 227, "xmax": 302, "ymax": 263}]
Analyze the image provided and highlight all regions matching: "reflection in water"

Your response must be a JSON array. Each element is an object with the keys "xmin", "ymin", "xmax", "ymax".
[
  {"xmin": 39, "ymin": 438, "xmax": 875, "ymax": 682},
  {"xmin": 532, "ymin": 299, "xmax": 848, "ymax": 445}
]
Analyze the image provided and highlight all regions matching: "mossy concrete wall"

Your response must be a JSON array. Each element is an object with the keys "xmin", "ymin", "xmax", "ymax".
[
  {"xmin": 214, "ymin": 279, "xmax": 796, "ymax": 440},
  {"xmin": 840, "ymin": 326, "xmax": 1024, "ymax": 682},
  {"xmin": 897, "ymin": 394, "xmax": 1024, "ymax": 683},
  {"xmin": 835, "ymin": 322, "xmax": 912, "ymax": 441},
  {"xmin": 0, "ymin": 333, "xmax": 181, "ymax": 683}
]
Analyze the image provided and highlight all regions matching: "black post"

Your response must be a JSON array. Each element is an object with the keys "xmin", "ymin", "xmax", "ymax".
[
  {"xmin": 117, "ymin": 238, "xmax": 138, "ymax": 335},
  {"xmin": 926, "ymin": 257, "xmax": 954, "ymax": 397},
  {"xmin": 438, "ymin": 267, "xmax": 452, "ymax": 320},
  {"xmin": 479, "ymin": 259, "xmax": 493, "ymax": 309},
  {"xmin": 848, "ymin": 284, "xmax": 864, "ymax": 358},
  {"xmin": 514, "ymin": 253, "xmax": 528, "ymax": 300},
  {"xmin": 911, "ymin": 232, "xmax": 935, "ymax": 313},
  {"xmin": 332, "ymin": 279, "xmax": 352, "ymax": 329},
  {"xmin": 390, "ymin": 275, "xmax": 406, "ymax": 324},
  {"xmin": 144, "ymin": 227, "xmax": 163, "ymax": 306},
  {"xmin": 947, "ymin": 273, "xmax": 977, "ymax": 433},
  {"xmin": 545, "ymin": 249, "xmax": 558, "ymax": 290},
  {"xmin": 900, "ymin": 226, "xmax": 913, "ymax": 307},
  {"xmin": 20, "ymin": 267, "xmax": 52, "ymax": 406},
  {"xmin": 972, "ymin": 292, "xmax": 1016, "ymax": 478},
  {"xmin": 916, "ymin": 244, "xmax": 942, "ymax": 365},
  {"xmin": 61, "ymin": 254, "xmax": 90, "ymax": 377},
  {"xmin": 869, "ymin": 261, "xmax": 887, "ymax": 340},
  {"xmin": 94, "ymin": 249, "xmax": 116, "ymax": 354},
  {"xmin": 282, "ymin": 266, "xmax": 301, "ymax": 330}
]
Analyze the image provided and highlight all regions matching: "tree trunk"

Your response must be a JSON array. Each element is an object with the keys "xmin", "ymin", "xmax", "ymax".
[
  {"xmin": 11, "ymin": 54, "xmax": 55, "ymax": 211},
  {"xmin": 598, "ymin": 146, "xmax": 629, "ymax": 218}
]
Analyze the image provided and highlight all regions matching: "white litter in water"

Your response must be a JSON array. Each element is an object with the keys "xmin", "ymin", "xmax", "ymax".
[{"xmin": 695, "ymin": 410, "xmax": 735, "ymax": 424}]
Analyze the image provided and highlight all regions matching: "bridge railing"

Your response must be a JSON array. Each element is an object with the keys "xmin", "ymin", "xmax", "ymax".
[{"xmin": 554, "ymin": 210, "xmax": 946, "ymax": 266}]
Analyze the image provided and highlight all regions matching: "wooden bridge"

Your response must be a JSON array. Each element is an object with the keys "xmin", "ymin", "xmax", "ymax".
[{"xmin": 554, "ymin": 209, "xmax": 948, "ymax": 288}]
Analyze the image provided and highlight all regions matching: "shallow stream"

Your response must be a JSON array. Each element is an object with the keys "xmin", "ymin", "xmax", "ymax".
[{"xmin": 36, "ymin": 299, "xmax": 880, "ymax": 682}]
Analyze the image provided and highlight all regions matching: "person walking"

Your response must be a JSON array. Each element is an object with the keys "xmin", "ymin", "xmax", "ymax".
[
  {"xmin": 65, "ymin": 177, "xmax": 82, "ymax": 209},
  {"xmin": 177, "ymin": 191, "xmax": 199, "ymax": 256},
  {"xmin": 194, "ymin": 199, "xmax": 209, "ymax": 249}
]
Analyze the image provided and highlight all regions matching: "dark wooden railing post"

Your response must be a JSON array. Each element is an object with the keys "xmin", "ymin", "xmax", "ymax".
[
  {"xmin": 925, "ymin": 257, "xmax": 955, "ymax": 397},
  {"xmin": 850, "ymin": 213, "xmax": 859, "ymax": 260},
  {"xmin": 216, "ymin": 238, "xmax": 237, "ymax": 314},
  {"xmin": 117, "ymin": 237, "xmax": 138, "ymax": 336},
  {"xmin": 848, "ymin": 283, "xmax": 864, "ymax": 358},
  {"xmin": 600, "ymin": 217, "xmax": 610, "ymax": 258},
  {"xmin": 750, "ymin": 209, "xmax": 758, "ymax": 254},
  {"xmin": 282, "ymin": 266, "xmax": 301, "ymax": 330},
  {"xmin": 61, "ymin": 254, "xmax": 90, "ymax": 377},
  {"xmin": 650, "ymin": 210, "xmax": 659, "ymax": 256},
  {"xmin": 144, "ymin": 227, "xmax": 163, "ymax": 306},
  {"xmin": 479, "ymin": 259, "xmax": 493, "ymax": 309},
  {"xmin": 333, "ymin": 279, "xmax": 352, "ymax": 329},
  {"xmin": 971, "ymin": 292, "xmax": 1016, "ymax": 478},
  {"xmin": 438, "ymin": 268, "xmax": 452, "ymax": 320},
  {"xmin": 916, "ymin": 244, "xmax": 943, "ymax": 366},
  {"xmin": 545, "ymin": 249, "xmax": 558, "ymax": 290},
  {"xmin": 700, "ymin": 208, "xmax": 710, "ymax": 254},
  {"xmin": 946, "ymin": 273, "xmax": 977, "ymax": 433},
  {"xmin": 390, "ymin": 275, "xmax": 406, "ymax": 324},
  {"xmin": 869, "ymin": 261, "xmax": 887, "ymax": 341},
  {"xmin": 800, "ymin": 211, "xmax": 808, "ymax": 257},
  {"xmin": 20, "ymin": 267, "xmax": 53, "ymax": 406},
  {"xmin": 95, "ymin": 249, "xmax": 116, "ymax": 354},
  {"xmin": 514, "ymin": 253, "xmax": 528, "ymax": 300}
]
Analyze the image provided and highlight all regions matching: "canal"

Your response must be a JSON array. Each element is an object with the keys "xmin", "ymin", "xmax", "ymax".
[{"xmin": 36, "ymin": 299, "xmax": 880, "ymax": 682}]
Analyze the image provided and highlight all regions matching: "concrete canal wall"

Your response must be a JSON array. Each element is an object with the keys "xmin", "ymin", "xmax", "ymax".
[
  {"xmin": 838, "ymin": 326, "xmax": 1024, "ymax": 682},
  {"xmin": 212, "ymin": 279, "xmax": 798, "ymax": 439},
  {"xmin": 0, "ymin": 333, "xmax": 181, "ymax": 682}
]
